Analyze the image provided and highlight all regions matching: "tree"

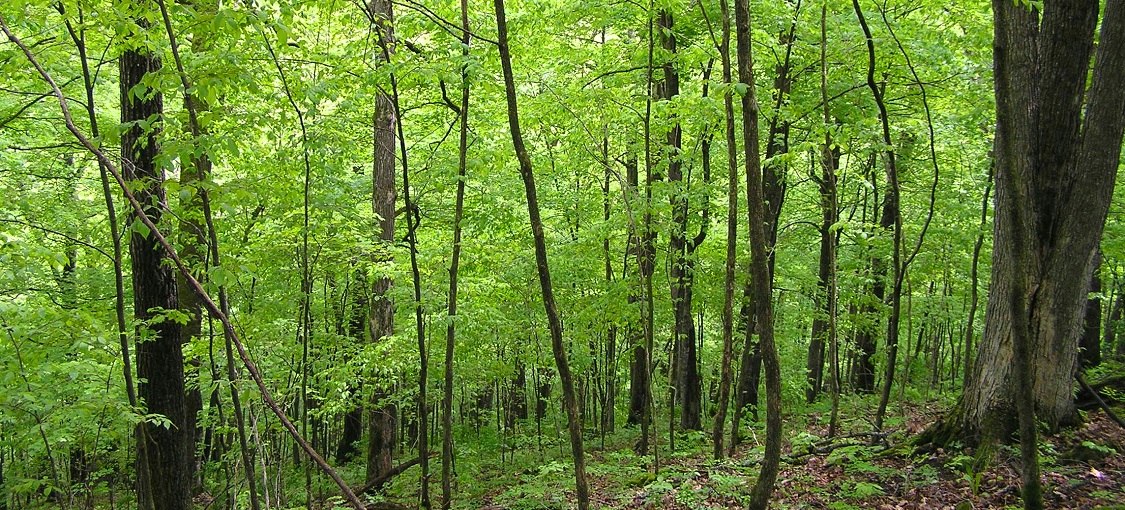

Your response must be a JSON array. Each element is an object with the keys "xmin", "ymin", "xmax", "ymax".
[
  {"xmin": 119, "ymin": 6, "xmax": 192, "ymax": 508},
  {"xmin": 925, "ymin": 0, "xmax": 1125, "ymax": 446},
  {"xmin": 494, "ymin": 0, "xmax": 589, "ymax": 506},
  {"xmin": 366, "ymin": 0, "xmax": 398, "ymax": 485},
  {"xmin": 734, "ymin": 0, "xmax": 782, "ymax": 506}
]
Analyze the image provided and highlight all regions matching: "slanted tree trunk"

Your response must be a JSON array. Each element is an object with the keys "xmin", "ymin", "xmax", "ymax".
[
  {"xmin": 366, "ymin": 0, "xmax": 398, "ymax": 484},
  {"xmin": 494, "ymin": 0, "xmax": 589, "ymax": 506},
  {"xmin": 853, "ymin": 0, "xmax": 904, "ymax": 433},
  {"xmin": 121, "ymin": 12, "xmax": 191, "ymax": 507}
]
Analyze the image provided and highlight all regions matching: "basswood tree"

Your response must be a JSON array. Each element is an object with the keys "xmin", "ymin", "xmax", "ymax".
[
  {"xmin": 924, "ymin": 0, "xmax": 1125, "ymax": 453},
  {"xmin": 366, "ymin": 0, "xmax": 398, "ymax": 485}
]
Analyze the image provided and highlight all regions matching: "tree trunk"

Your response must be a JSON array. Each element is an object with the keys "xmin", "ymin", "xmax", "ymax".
[
  {"xmin": 941, "ymin": 0, "xmax": 1125, "ymax": 447},
  {"xmin": 442, "ymin": 1, "xmax": 470, "ymax": 507},
  {"xmin": 808, "ymin": 141, "xmax": 839, "ymax": 404},
  {"xmin": 624, "ymin": 154, "xmax": 650, "ymax": 430},
  {"xmin": 337, "ymin": 271, "xmax": 367, "ymax": 463},
  {"xmin": 1110, "ymin": 282, "xmax": 1125, "ymax": 360},
  {"xmin": 366, "ymin": 0, "xmax": 398, "ymax": 484},
  {"xmin": 655, "ymin": 10, "xmax": 702, "ymax": 432},
  {"xmin": 735, "ymin": 0, "xmax": 782, "ymax": 506},
  {"xmin": 121, "ymin": 19, "xmax": 192, "ymax": 508},
  {"xmin": 494, "ymin": 0, "xmax": 589, "ymax": 506},
  {"xmin": 712, "ymin": 0, "xmax": 738, "ymax": 459},
  {"xmin": 1081, "ymin": 250, "xmax": 1103, "ymax": 369}
]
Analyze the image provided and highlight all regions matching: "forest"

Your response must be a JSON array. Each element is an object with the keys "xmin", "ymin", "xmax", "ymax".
[{"xmin": 1, "ymin": 0, "xmax": 1124, "ymax": 508}]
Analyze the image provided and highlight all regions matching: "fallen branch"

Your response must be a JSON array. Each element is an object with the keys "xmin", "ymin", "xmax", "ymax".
[
  {"xmin": 355, "ymin": 453, "xmax": 436, "ymax": 495},
  {"xmin": 1077, "ymin": 373, "xmax": 1125, "ymax": 430}
]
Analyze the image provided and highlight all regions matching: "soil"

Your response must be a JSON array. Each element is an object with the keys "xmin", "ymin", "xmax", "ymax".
[{"xmin": 475, "ymin": 404, "xmax": 1125, "ymax": 509}]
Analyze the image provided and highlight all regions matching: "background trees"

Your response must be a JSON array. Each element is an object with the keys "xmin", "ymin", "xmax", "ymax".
[{"xmin": 1, "ymin": 0, "xmax": 1122, "ymax": 508}]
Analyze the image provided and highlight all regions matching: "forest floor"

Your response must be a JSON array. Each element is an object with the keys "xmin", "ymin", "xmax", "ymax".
[{"xmin": 451, "ymin": 398, "xmax": 1125, "ymax": 510}]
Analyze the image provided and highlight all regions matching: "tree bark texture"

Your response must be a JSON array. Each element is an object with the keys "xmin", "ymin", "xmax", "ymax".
[
  {"xmin": 121, "ymin": 27, "xmax": 192, "ymax": 510},
  {"xmin": 656, "ymin": 10, "xmax": 702, "ymax": 432},
  {"xmin": 735, "ymin": 0, "xmax": 782, "ymax": 506},
  {"xmin": 366, "ymin": 0, "xmax": 398, "ymax": 484},
  {"xmin": 959, "ymin": 0, "xmax": 1125, "ymax": 442}
]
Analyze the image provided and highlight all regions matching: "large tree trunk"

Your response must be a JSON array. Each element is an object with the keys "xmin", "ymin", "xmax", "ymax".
[
  {"xmin": 939, "ymin": 0, "xmax": 1125, "ymax": 446},
  {"xmin": 366, "ymin": 0, "xmax": 398, "ymax": 484},
  {"xmin": 655, "ymin": 10, "xmax": 702, "ymax": 432},
  {"xmin": 121, "ymin": 19, "xmax": 192, "ymax": 509},
  {"xmin": 730, "ymin": 1, "xmax": 794, "ymax": 436}
]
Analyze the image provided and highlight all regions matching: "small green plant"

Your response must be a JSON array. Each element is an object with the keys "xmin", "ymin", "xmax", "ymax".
[
  {"xmin": 945, "ymin": 453, "xmax": 984, "ymax": 495},
  {"xmin": 848, "ymin": 481, "xmax": 887, "ymax": 499},
  {"xmin": 643, "ymin": 478, "xmax": 674, "ymax": 505},
  {"xmin": 1081, "ymin": 440, "xmax": 1117, "ymax": 455}
]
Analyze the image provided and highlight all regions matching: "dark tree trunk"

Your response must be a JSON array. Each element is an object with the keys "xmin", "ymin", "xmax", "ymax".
[
  {"xmin": 507, "ymin": 362, "xmax": 528, "ymax": 429},
  {"xmin": 336, "ymin": 271, "xmax": 367, "ymax": 463},
  {"xmin": 494, "ymin": 0, "xmax": 589, "ymax": 505},
  {"xmin": 1081, "ymin": 251, "xmax": 1103, "ymax": 369},
  {"xmin": 731, "ymin": 0, "xmax": 795, "ymax": 433},
  {"xmin": 712, "ymin": 0, "xmax": 738, "ymax": 458},
  {"xmin": 624, "ymin": 155, "xmax": 650, "ymax": 429},
  {"xmin": 807, "ymin": 143, "xmax": 839, "ymax": 404},
  {"xmin": 734, "ymin": 0, "xmax": 782, "ymax": 505},
  {"xmin": 655, "ymin": 10, "xmax": 702, "ymax": 432},
  {"xmin": 732, "ymin": 298, "xmax": 761, "ymax": 430},
  {"xmin": 536, "ymin": 374, "xmax": 551, "ymax": 420},
  {"xmin": 1110, "ymin": 283, "xmax": 1125, "ymax": 360},
  {"xmin": 121, "ymin": 24, "xmax": 192, "ymax": 509}
]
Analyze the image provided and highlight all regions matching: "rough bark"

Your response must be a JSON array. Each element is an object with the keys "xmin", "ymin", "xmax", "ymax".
[
  {"xmin": 656, "ymin": 10, "xmax": 702, "ymax": 432},
  {"xmin": 935, "ymin": 0, "xmax": 1125, "ymax": 447},
  {"xmin": 735, "ymin": 0, "xmax": 782, "ymax": 506},
  {"xmin": 366, "ymin": 0, "xmax": 398, "ymax": 484},
  {"xmin": 121, "ymin": 18, "xmax": 192, "ymax": 508},
  {"xmin": 731, "ymin": 0, "xmax": 795, "ymax": 432}
]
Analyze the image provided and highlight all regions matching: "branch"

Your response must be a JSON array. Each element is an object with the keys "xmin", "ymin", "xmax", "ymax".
[{"xmin": 0, "ymin": 14, "xmax": 366, "ymax": 510}]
